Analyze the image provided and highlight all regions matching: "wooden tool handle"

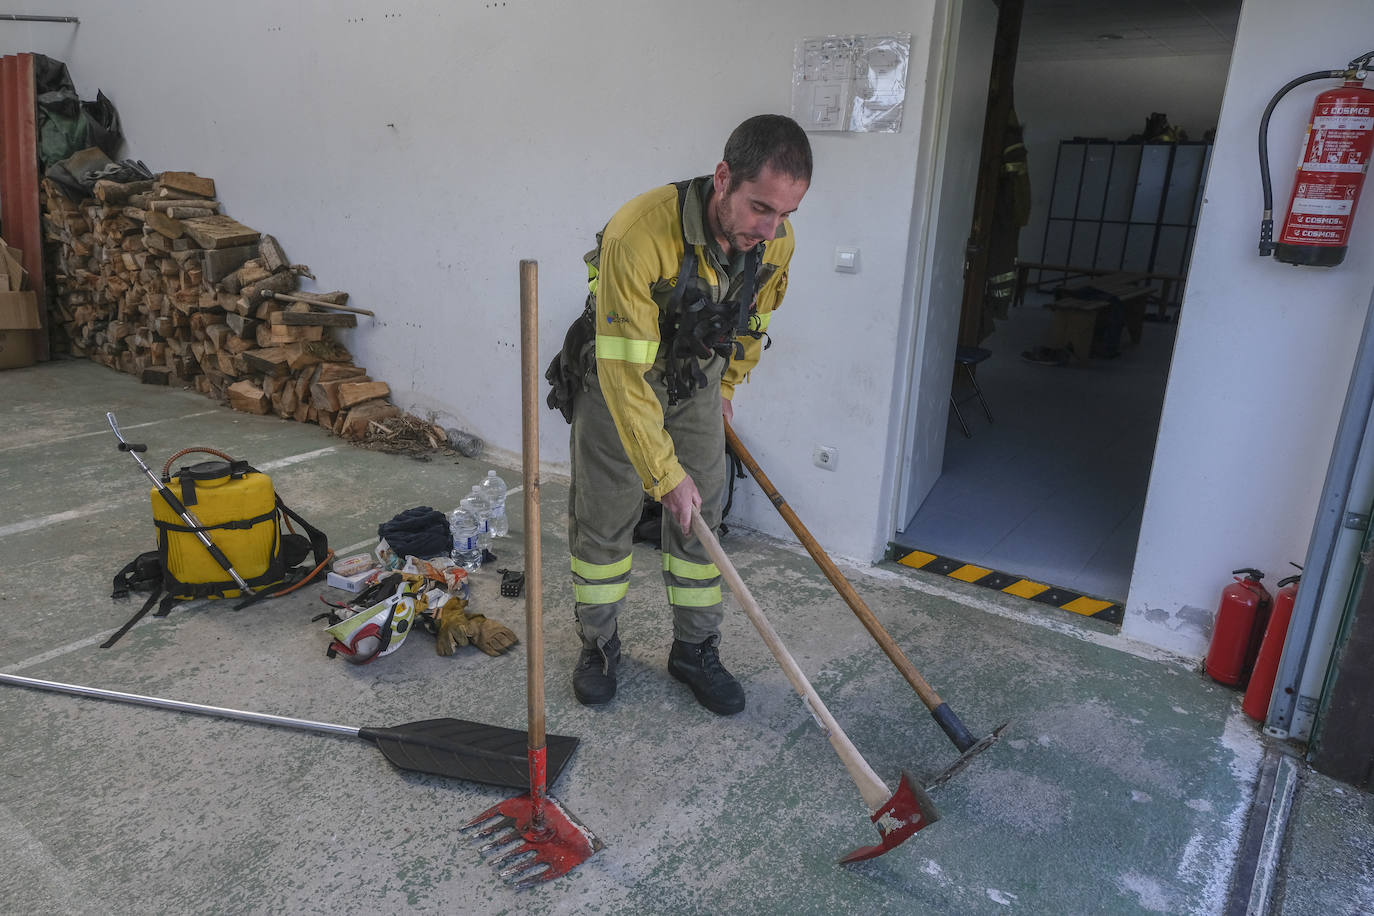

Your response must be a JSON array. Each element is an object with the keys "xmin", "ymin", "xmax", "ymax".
[
  {"xmin": 265, "ymin": 290, "xmax": 375, "ymax": 317},
  {"xmin": 690, "ymin": 509, "xmax": 892, "ymax": 812},
  {"xmin": 724, "ymin": 421, "xmax": 945, "ymax": 711},
  {"xmin": 520, "ymin": 260, "xmax": 545, "ymax": 756}
]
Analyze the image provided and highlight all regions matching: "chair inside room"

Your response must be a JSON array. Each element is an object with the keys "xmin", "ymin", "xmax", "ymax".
[{"xmin": 949, "ymin": 345, "xmax": 994, "ymax": 438}]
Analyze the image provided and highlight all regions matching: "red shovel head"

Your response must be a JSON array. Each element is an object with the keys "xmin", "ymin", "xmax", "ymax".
[
  {"xmin": 463, "ymin": 791, "xmax": 604, "ymax": 888},
  {"xmin": 839, "ymin": 771, "xmax": 941, "ymax": 864}
]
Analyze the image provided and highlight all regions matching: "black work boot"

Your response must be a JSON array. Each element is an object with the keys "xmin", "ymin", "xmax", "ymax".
[
  {"xmin": 668, "ymin": 635, "xmax": 745, "ymax": 715},
  {"xmin": 572, "ymin": 632, "xmax": 620, "ymax": 706}
]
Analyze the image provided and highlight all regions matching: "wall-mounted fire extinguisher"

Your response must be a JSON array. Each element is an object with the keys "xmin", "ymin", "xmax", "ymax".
[
  {"xmin": 1259, "ymin": 50, "xmax": 1374, "ymax": 267},
  {"xmin": 1204, "ymin": 568, "xmax": 1274, "ymax": 688},
  {"xmin": 1243, "ymin": 568, "xmax": 1302, "ymax": 722}
]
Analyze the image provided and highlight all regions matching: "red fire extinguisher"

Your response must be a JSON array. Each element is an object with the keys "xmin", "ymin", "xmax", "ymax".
[
  {"xmin": 1259, "ymin": 51, "xmax": 1374, "ymax": 267},
  {"xmin": 1204, "ymin": 568, "xmax": 1274, "ymax": 688},
  {"xmin": 1243, "ymin": 572, "xmax": 1302, "ymax": 721}
]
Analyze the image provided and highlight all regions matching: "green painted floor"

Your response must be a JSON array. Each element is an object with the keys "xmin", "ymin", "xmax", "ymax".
[{"xmin": 0, "ymin": 359, "xmax": 1366, "ymax": 915}]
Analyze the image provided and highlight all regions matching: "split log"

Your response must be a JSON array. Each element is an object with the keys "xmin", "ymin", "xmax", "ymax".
[
  {"xmin": 147, "ymin": 198, "xmax": 221, "ymax": 214},
  {"xmin": 225, "ymin": 313, "xmax": 259, "ymax": 337},
  {"xmin": 144, "ymin": 211, "xmax": 186, "ymax": 239},
  {"xmin": 339, "ymin": 400, "xmax": 400, "ymax": 438},
  {"xmin": 203, "ymin": 244, "xmax": 259, "ymax": 284},
  {"xmin": 309, "ymin": 373, "xmax": 372, "ymax": 412},
  {"xmin": 181, "ymin": 214, "xmax": 261, "ymax": 250},
  {"xmin": 94, "ymin": 179, "xmax": 155, "ymax": 204},
  {"xmin": 227, "ymin": 379, "xmax": 269, "ymax": 414},
  {"xmin": 157, "ymin": 171, "xmax": 216, "ymax": 199},
  {"xmin": 269, "ymin": 323, "xmax": 324, "ymax": 344},
  {"xmin": 259, "ymin": 235, "xmax": 288, "ymax": 272},
  {"xmin": 205, "ymin": 323, "xmax": 233, "ymax": 349},
  {"xmin": 337, "ymin": 380, "xmax": 390, "ymax": 410},
  {"xmin": 274, "ymin": 309, "xmax": 357, "ymax": 328},
  {"xmin": 241, "ymin": 270, "xmax": 299, "ymax": 305},
  {"xmin": 317, "ymin": 362, "xmax": 367, "ymax": 382},
  {"xmin": 241, "ymin": 347, "xmax": 290, "ymax": 377}
]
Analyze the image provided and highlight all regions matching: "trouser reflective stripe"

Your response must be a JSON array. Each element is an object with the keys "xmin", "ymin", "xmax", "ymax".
[
  {"xmin": 572, "ymin": 555, "xmax": 632, "ymax": 605},
  {"xmin": 663, "ymin": 553, "xmax": 722, "ymax": 608},
  {"xmin": 568, "ymin": 355, "xmax": 728, "ymax": 645},
  {"xmin": 572, "ymin": 555, "xmax": 633, "ymax": 578},
  {"xmin": 575, "ymin": 580, "xmax": 630, "ymax": 605}
]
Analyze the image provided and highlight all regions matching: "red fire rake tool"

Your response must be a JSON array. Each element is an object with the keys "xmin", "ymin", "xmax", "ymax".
[
  {"xmin": 725, "ymin": 420, "xmax": 1006, "ymax": 786},
  {"xmin": 461, "ymin": 260, "xmax": 602, "ymax": 887},
  {"xmin": 692, "ymin": 508, "xmax": 940, "ymax": 862}
]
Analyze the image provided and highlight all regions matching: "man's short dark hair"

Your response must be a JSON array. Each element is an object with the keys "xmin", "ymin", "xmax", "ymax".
[{"xmin": 723, "ymin": 114, "xmax": 812, "ymax": 190}]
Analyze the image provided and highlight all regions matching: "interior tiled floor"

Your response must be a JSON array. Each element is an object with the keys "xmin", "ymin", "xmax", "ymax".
[{"xmin": 896, "ymin": 291, "xmax": 1178, "ymax": 604}]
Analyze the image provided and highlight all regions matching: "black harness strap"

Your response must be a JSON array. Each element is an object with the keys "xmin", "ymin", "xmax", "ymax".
[
  {"xmin": 661, "ymin": 179, "xmax": 766, "ymax": 406},
  {"xmin": 100, "ymin": 590, "xmax": 167, "ymax": 649}
]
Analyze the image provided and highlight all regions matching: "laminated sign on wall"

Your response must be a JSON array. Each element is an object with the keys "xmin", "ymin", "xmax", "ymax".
[{"xmin": 791, "ymin": 34, "xmax": 911, "ymax": 133}]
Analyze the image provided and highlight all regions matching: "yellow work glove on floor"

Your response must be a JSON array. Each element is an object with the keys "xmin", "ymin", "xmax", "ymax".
[
  {"xmin": 464, "ymin": 613, "xmax": 518, "ymax": 657},
  {"xmin": 433, "ymin": 596, "xmax": 470, "ymax": 656}
]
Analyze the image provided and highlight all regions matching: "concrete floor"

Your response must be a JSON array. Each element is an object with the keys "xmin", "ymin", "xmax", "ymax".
[{"xmin": 1, "ymin": 359, "xmax": 1370, "ymax": 915}]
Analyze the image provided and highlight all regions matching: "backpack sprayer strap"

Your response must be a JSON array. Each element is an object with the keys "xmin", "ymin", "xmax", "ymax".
[{"xmin": 232, "ymin": 492, "xmax": 333, "ymax": 611}]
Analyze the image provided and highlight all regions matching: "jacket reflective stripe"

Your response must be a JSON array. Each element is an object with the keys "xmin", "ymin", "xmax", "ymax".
[
  {"xmin": 596, "ymin": 335, "xmax": 659, "ymax": 365},
  {"xmin": 666, "ymin": 583, "xmax": 722, "ymax": 607},
  {"xmin": 571, "ymin": 555, "xmax": 633, "ymax": 579},
  {"xmin": 751, "ymin": 311, "xmax": 773, "ymax": 332},
  {"xmin": 662, "ymin": 553, "xmax": 719, "ymax": 580}
]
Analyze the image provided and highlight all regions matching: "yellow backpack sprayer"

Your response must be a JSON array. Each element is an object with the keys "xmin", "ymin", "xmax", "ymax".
[{"xmin": 104, "ymin": 411, "xmax": 332, "ymax": 647}]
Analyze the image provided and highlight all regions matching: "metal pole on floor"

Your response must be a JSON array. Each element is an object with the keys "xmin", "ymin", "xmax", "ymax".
[{"xmin": 0, "ymin": 15, "xmax": 79, "ymax": 23}]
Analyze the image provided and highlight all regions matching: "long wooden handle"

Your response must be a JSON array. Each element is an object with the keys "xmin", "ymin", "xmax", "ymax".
[
  {"xmin": 520, "ymin": 260, "xmax": 545, "ymax": 755},
  {"xmin": 690, "ymin": 509, "xmax": 891, "ymax": 812},
  {"xmin": 724, "ymin": 421, "xmax": 945, "ymax": 712},
  {"xmin": 265, "ymin": 290, "xmax": 375, "ymax": 317}
]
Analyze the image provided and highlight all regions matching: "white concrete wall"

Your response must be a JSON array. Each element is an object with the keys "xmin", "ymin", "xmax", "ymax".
[
  {"xmin": 1124, "ymin": 2, "xmax": 1374, "ymax": 657},
  {"xmin": 1015, "ymin": 54, "xmax": 1233, "ymax": 271},
  {"xmin": 4, "ymin": 1, "xmax": 943, "ymax": 562}
]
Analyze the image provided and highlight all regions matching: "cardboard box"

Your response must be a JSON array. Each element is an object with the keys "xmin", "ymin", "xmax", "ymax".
[
  {"xmin": 327, "ymin": 567, "xmax": 386, "ymax": 593},
  {"xmin": 0, "ymin": 291, "xmax": 40, "ymax": 329},
  {"xmin": 0, "ymin": 329, "xmax": 37, "ymax": 370},
  {"xmin": 0, "ymin": 241, "xmax": 26, "ymax": 293}
]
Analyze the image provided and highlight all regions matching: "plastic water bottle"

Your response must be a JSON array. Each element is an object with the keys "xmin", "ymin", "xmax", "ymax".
[
  {"xmin": 480, "ymin": 470, "xmax": 509, "ymax": 538},
  {"xmin": 449, "ymin": 506, "xmax": 482, "ymax": 572},
  {"xmin": 461, "ymin": 486, "xmax": 491, "ymax": 555}
]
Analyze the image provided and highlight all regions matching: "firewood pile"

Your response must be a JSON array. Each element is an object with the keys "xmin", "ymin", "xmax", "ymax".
[{"xmin": 40, "ymin": 170, "xmax": 444, "ymax": 447}]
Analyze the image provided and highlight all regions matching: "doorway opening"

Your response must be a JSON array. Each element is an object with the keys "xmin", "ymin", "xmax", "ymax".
[{"xmin": 893, "ymin": 0, "xmax": 1241, "ymax": 611}]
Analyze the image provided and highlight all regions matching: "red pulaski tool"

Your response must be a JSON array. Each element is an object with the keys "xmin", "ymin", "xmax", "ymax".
[
  {"xmin": 691, "ymin": 508, "xmax": 939, "ymax": 862},
  {"xmin": 725, "ymin": 420, "xmax": 1006, "ymax": 786},
  {"xmin": 462, "ymin": 260, "xmax": 603, "ymax": 887}
]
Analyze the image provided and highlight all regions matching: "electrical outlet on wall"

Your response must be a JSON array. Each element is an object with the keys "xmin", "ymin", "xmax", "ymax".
[{"xmin": 813, "ymin": 445, "xmax": 838, "ymax": 471}]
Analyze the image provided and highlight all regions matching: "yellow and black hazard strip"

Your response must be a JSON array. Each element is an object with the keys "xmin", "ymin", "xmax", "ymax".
[{"xmin": 889, "ymin": 547, "xmax": 1123, "ymax": 624}]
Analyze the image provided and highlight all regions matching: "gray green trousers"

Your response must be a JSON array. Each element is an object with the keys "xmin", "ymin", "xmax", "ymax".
[{"xmin": 568, "ymin": 357, "xmax": 727, "ymax": 648}]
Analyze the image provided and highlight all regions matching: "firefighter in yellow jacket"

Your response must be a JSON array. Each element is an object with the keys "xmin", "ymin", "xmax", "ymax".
[{"xmin": 551, "ymin": 115, "xmax": 811, "ymax": 714}]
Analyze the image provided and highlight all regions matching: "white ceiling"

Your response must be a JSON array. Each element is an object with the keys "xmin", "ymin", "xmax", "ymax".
[{"xmin": 1018, "ymin": 0, "xmax": 1242, "ymax": 62}]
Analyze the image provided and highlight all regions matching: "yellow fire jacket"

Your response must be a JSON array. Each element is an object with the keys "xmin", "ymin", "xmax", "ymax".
[{"xmin": 588, "ymin": 176, "xmax": 794, "ymax": 499}]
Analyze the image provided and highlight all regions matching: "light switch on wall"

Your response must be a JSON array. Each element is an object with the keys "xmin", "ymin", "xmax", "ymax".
[{"xmin": 834, "ymin": 247, "xmax": 859, "ymax": 273}]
